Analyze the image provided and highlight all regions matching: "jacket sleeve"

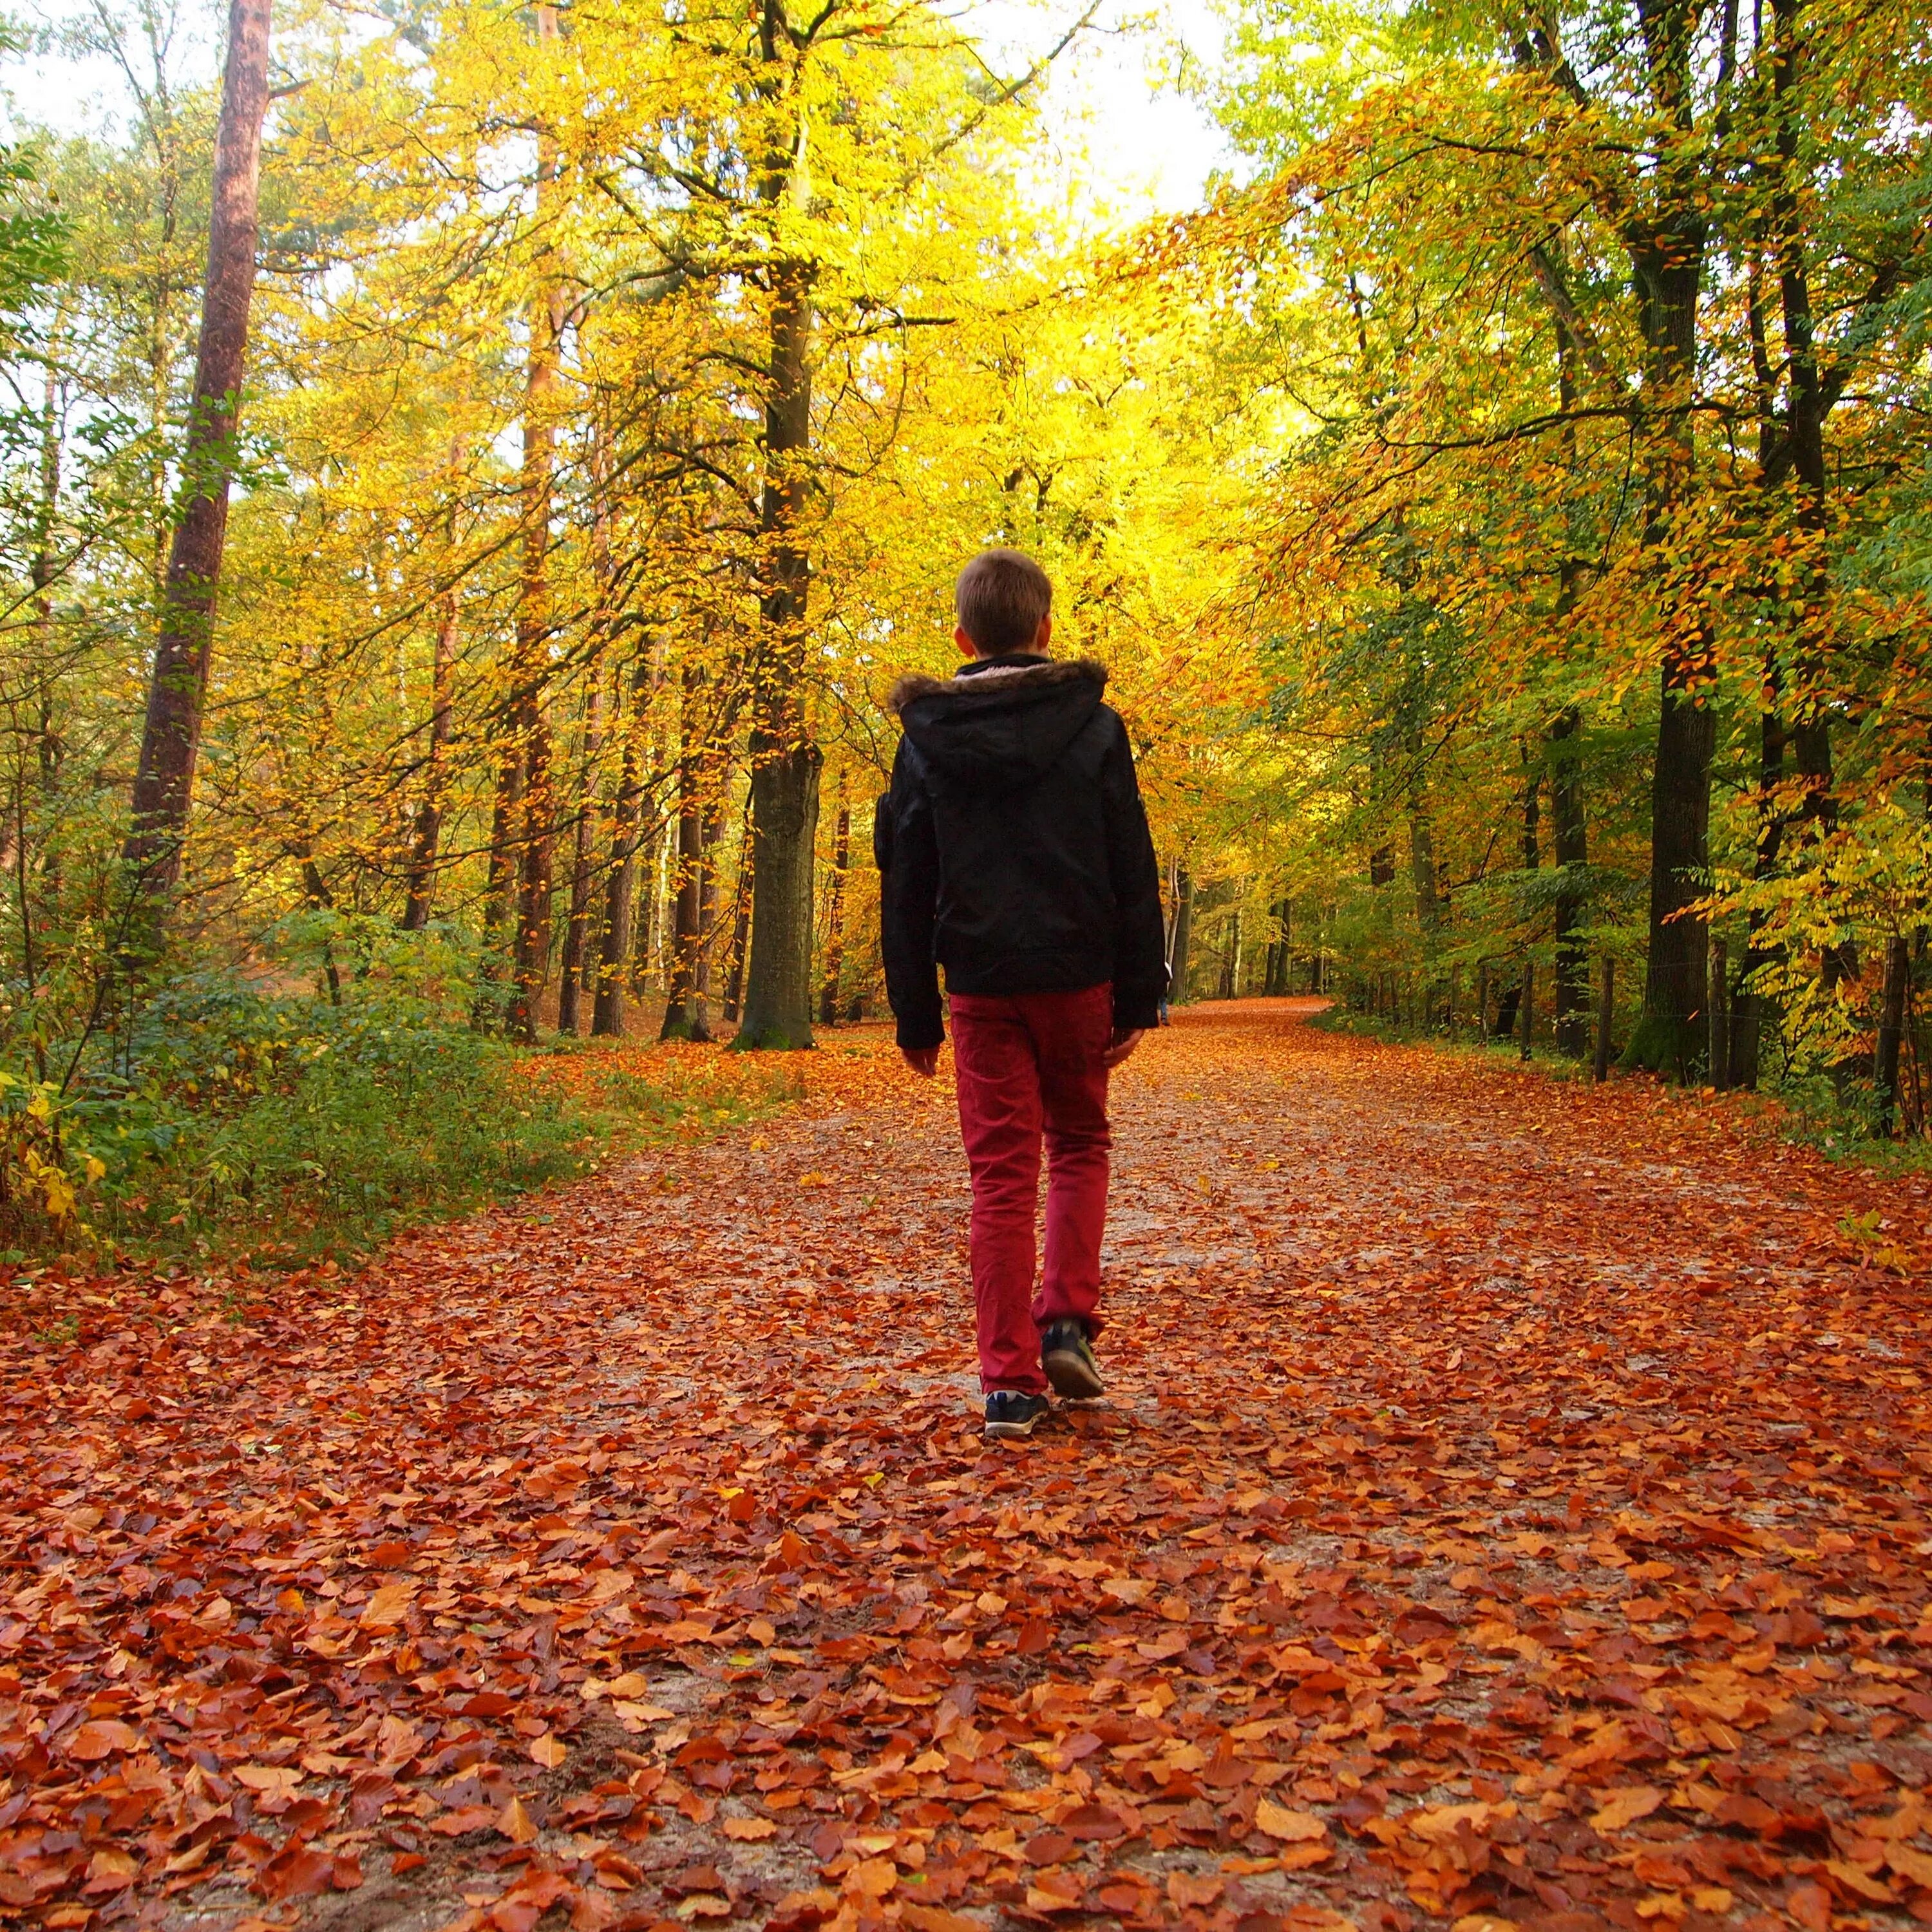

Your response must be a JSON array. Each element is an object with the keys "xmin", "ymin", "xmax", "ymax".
[
  {"xmin": 876, "ymin": 738, "xmax": 945, "ymax": 1051},
  {"xmin": 1101, "ymin": 715, "xmax": 1168, "ymax": 1033}
]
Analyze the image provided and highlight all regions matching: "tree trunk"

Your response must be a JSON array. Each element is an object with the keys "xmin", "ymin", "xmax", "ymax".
[
  {"xmin": 556, "ymin": 668, "xmax": 605, "ymax": 1036},
  {"xmin": 722, "ymin": 804, "xmax": 753, "ymax": 1025},
  {"xmin": 819, "ymin": 775, "xmax": 849, "ymax": 1027},
  {"xmin": 1595, "ymin": 954, "xmax": 1615, "ymax": 1082},
  {"xmin": 507, "ymin": 111, "xmax": 564, "ymax": 1043},
  {"xmin": 1619, "ymin": 0, "xmax": 1715, "ymax": 1074},
  {"xmin": 1709, "ymin": 934, "xmax": 1729, "ymax": 1090},
  {"xmin": 1730, "ymin": 684, "xmax": 1789, "ymax": 1088},
  {"xmin": 694, "ymin": 789, "xmax": 721, "ymax": 1039},
  {"xmin": 1168, "ymin": 866, "xmax": 1193, "ymax": 1006},
  {"xmin": 122, "ymin": 0, "xmax": 272, "ymax": 942},
  {"xmin": 735, "ymin": 252, "xmax": 820, "ymax": 1050},
  {"xmin": 475, "ymin": 737, "xmax": 520, "ymax": 1030},
  {"xmin": 1629, "ymin": 682, "xmax": 1714, "ymax": 1075},
  {"xmin": 591, "ymin": 660, "xmax": 650, "ymax": 1039},
  {"xmin": 1876, "ymin": 935, "xmax": 1909, "ymax": 1136},
  {"xmin": 401, "ymin": 578, "xmax": 457, "ymax": 932},
  {"xmin": 1548, "ymin": 705, "xmax": 1589, "ymax": 1054},
  {"xmin": 661, "ymin": 687, "xmax": 708, "ymax": 1042}
]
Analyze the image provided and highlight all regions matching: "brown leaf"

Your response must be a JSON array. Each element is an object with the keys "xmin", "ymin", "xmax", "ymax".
[{"xmin": 1591, "ymin": 1786, "xmax": 1664, "ymax": 1832}]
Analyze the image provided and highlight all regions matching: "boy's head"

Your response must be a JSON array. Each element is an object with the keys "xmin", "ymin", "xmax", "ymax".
[{"xmin": 954, "ymin": 547, "xmax": 1053, "ymax": 659}]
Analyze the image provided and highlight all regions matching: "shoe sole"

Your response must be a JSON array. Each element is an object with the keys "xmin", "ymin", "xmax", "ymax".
[
  {"xmin": 984, "ymin": 1412, "xmax": 1045, "ymax": 1439},
  {"xmin": 1043, "ymin": 1346, "xmax": 1104, "ymax": 1400}
]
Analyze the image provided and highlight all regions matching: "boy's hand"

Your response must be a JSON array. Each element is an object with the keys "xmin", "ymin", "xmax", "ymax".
[
  {"xmin": 901, "ymin": 1045, "xmax": 942, "ymax": 1079},
  {"xmin": 1104, "ymin": 1028, "xmax": 1146, "ymax": 1068}
]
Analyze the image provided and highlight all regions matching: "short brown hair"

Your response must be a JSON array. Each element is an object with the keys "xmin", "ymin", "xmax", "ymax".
[{"xmin": 954, "ymin": 547, "xmax": 1052, "ymax": 656}]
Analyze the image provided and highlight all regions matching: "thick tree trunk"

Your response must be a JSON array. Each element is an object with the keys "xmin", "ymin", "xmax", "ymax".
[
  {"xmin": 735, "ymin": 260, "xmax": 820, "ymax": 1050},
  {"xmin": 1620, "ymin": 0, "xmax": 1715, "ymax": 1074},
  {"xmin": 819, "ymin": 776, "xmax": 849, "ymax": 1027},
  {"xmin": 1629, "ymin": 680, "xmax": 1714, "ymax": 1075},
  {"xmin": 122, "ymin": 0, "xmax": 272, "ymax": 940}
]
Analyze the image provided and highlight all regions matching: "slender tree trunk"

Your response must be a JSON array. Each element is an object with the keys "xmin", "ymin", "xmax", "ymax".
[
  {"xmin": 661, "ymin": 679, "xmax": 708, "ymax": 1042},
  {"xmin": 472, "ymin": 739, "xmax": 520, "ymax": 1029},
  {"xmin": 1548, "ymin": 706, "xmax": 1589, "ymax": 1054},
  {"xmin": 1407, "ymin": 757, "xmax": 1442, "ymax": 1010},
  {"xmin": 819, "ymin": 773, "xmax": 849, "ymax": 1027},
  {"xmin": 1877, "ymin": 936, "xmax": 1909, "ymax": 1136},
  {"xmin": 1595, "ymin": 954, "xmax": 1615, "ymax": 1082},
  {"xmin": 122, "ymin": 0, "xmax": 272, "ymax": 942},
  {"xmin": 401, "ymin": 578, "xmax": 457, "ymax": 931},
  {"xmin": 722, "ymin": 801, "xmax": 753, "ymax": 1025},
  {"xmin": 507, "ymin": 128, "xmax": 564, "ymax": 1043},
  {"xmin": 591, "ymin": 660, "xmax": 650, "ymax": 1039},
  {"xmin": 1709, "ymin": 934, "xmax": 1730, "ymax": 1090},
  {"xmin": 693, "ymin": 788, "xmax": 721, "ymax": 1039},
  {"xmin": 556, "ymin": 669, "xmax": 605, "ymax": 1036},
  {"xmin": 1168, "ymin": 866, "xmax": 1193, "ymax": 1006}
]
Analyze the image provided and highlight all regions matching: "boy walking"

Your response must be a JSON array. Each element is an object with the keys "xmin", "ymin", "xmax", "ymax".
[{"xmin": 875, "ymin": 549, "xmax": 1166, "ymax": 1439}]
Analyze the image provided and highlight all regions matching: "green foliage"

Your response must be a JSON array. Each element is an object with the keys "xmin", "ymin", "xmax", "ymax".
[{"xmin": 0, "ymin": 914, "xmax": 789, "ymax": 1268}]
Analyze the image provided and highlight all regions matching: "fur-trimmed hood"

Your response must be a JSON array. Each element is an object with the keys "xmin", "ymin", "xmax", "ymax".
[{"xmin": 888, "ymin": 655, "xmax": 1110, "ymax": 793}]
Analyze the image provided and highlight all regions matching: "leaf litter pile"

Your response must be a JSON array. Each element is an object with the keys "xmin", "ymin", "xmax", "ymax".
[{"xmin": 5, "ymin": 998, "xmax": 1932, "ymax": 1932}]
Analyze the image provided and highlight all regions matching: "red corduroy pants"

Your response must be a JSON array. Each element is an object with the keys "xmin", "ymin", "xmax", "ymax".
[{"xmin": 948, "ymin": 981, "xmax": 1113, "ymax": 1394}]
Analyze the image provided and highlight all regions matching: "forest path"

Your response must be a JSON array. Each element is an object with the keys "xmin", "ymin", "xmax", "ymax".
[{"xmin": 7, "ymin": 1002, "xmax": 1932, "ymax": 1932}]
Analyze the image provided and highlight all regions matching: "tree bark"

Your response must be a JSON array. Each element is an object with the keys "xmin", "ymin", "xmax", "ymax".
[
  {"xmin": 721, "ymin": 804, "xmax": 753, "ymax": 1025},
  {"xmin": 694, "ymin": 789, "xmax": 721, "ymax": 1038},
  {"xmin": 591, "ymin": 659, "xmax": 650, "ymax": 1039},
  {"xmin": 1876, "ymin": 935, "xmax": 1909, "ymax": 1136},
  {"xmin": 1709, "ymin": 934, "xmax": 1730, "ymax": 1090},
  {"xmin": 1631, "ymin": 681, "xmax": 1714, "ymax": 1075},
  {"xmin": 1621, "ymin": 0, "xmax": 1717, "ymax": 1074},
  {"xmin": 122, "ymin": 0, "xmax": 272, "ymax": 940},
  {"xmin": 1595, "ymin": 954, "xmax": 1615, "ymax": 1082},
  {"xmin": 1548, "ymin": 706, "xmax": 1589, "ymax": 1054},
  {"xmin": 1168, "ymin": 865, "xmax": 1193, "ymax": 1007},
  {"xmin": 661, "ymin": 674, "xmax": 710, "ymax": 1043},
  {"xmin": 507, "ymin": 120, "xmax": 564, "ymax": 1043},
  {"xmin": 556, "ymin": 667, "xmax": 605, "ymax": 1035},
  {"xmin": 733, "ymin": 227, "xmax": 820, "ymax": 1046},
  {"xmin": 819, "ymin": 773, "xmax": 849, "ymax": 1027},
  {"xmin": 401, "ymin": 573, "xmax": 457, "ymax": 931}
]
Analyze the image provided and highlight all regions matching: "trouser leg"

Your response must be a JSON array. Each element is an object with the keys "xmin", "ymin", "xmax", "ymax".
[
  {"xmin": 1028, "ymin": 983, "xmax": 1113, "ymax": 1338},
  {"xmin": 949, "ymin": 994, "xmax": 1048, "ymax": 1394}
]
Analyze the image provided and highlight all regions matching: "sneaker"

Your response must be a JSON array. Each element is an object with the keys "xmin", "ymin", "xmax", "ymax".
[
  {"xmin": 984, "ymin": 1391, "xmax": 1051, "ymax": 1439},
  {"xmin": 1041, "ymin": 1320, "xmax": 1104, "ymax": 1399}
]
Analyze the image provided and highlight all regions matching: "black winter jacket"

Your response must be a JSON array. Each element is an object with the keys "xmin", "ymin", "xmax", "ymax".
[{"xmin": 874, "ymin": 653, "xmax": 1168, "ymax": 1051}]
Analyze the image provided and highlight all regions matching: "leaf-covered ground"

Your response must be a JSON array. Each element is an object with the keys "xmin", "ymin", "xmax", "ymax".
[{"xmin": 5, "ymin": 999, "xmax": 1932, "ymax": 1932}]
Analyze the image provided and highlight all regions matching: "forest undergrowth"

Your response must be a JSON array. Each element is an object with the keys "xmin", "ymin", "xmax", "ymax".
[{"xmin": 3, "ymin": 1001, "xmax": 1929, "ymax": 1932}]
